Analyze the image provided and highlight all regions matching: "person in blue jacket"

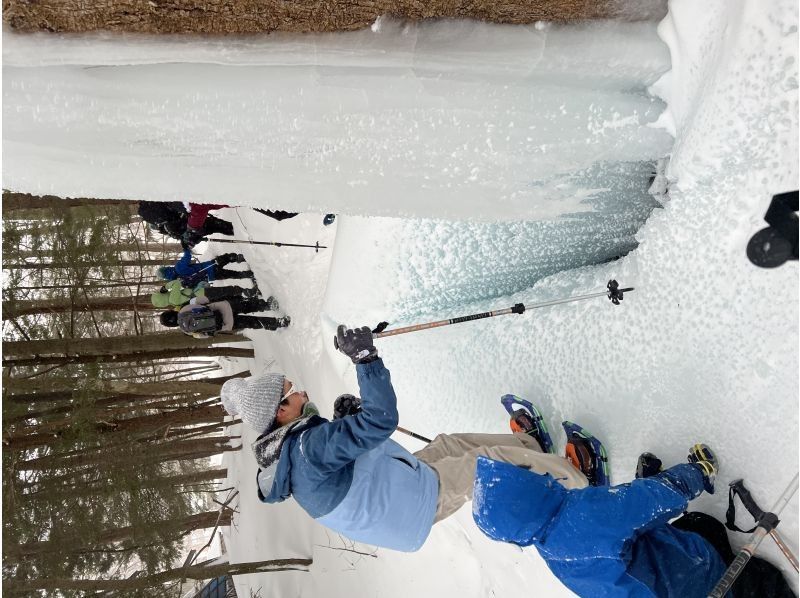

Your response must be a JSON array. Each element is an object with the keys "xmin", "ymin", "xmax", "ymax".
[
  {"xmin": 472, "ymin": 445, "xmax": 727, "ymax": 598},
  {"xmin": 158, "ymin": 249, "xmax": 253, "ymax": 287},
  {"xmin": 219, "ymin": 325, "xmax": 587, "ymax": 552}
]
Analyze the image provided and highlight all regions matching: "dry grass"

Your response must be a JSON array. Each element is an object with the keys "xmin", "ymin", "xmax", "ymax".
[{"xmin": 3, "ymin": 0, "xmax": 667, "ymax": 34}]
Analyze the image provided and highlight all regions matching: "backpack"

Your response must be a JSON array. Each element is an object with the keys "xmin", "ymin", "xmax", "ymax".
[
  {"xmin": 671, "ymin": 511, "xmax": 796, "ymax": 598},
  {"xmin": 138, "ymin": 201, "xmax": 187, "ymax": 237},
  {"xmin": 177, "ymin": 306, "xmax": 218, "ymax": 336}
]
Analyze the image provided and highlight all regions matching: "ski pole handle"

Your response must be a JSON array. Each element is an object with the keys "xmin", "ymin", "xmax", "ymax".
[{"xmin": 730, "ymin": 479, "xmax": 766, "ymax": 521}]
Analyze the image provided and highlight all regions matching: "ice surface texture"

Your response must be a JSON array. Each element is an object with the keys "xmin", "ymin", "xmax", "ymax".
[{"xmin": 3, "ymin": 19, "xmax": 672, "ymax": 221}]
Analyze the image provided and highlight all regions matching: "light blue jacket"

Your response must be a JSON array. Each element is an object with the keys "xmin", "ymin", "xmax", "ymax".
[{"xmin": 258, "ymin": 359, "xmax": 439, "ymax": 552}]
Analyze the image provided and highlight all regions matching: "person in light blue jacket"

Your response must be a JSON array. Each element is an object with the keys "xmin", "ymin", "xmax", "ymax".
[{"xmin": 220, "ymin": 325, "xmax": 586, "ymax": 552}]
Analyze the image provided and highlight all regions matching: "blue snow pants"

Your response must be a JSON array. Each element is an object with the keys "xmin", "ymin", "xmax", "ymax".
[{"xmin": 473, "ymin": 458, "xmax": 729, "ymax": 598}]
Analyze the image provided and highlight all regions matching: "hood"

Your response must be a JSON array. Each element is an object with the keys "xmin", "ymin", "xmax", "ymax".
[
  {"xmin": 150, "ymin": 291, "xmax": 172, "ymax": 308},
  {"xmin": 472, "ymin": 456, "xmax": 566, "ymax": 547},
  {"xmin": 256, "ymin": 414, "xmax": 325, "ymax": 504}
]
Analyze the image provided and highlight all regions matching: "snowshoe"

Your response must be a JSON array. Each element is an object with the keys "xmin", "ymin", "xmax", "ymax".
[
  {"xmin": 500, "ymin": 395, "xmax": 554, "ymax": 454},
  {"xmin": 635, "ymin": 452, "xmax": 663, "ymax": 479},
  {"xmin": 562, "ymin": 421, "xmax": 609, "ymax": 486}
]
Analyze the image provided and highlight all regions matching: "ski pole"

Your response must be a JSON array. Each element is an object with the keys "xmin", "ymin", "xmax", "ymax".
[
  {"xmin": 371, "ymin": 280, "xmax": 632, "ymax": 339},
  {"xmin": 207, "ymin": 238, "xmax": 327, "ymax": 252},
  {"xmin": 728, "ymin": 478, "xmax": 799, "ymax": 571},
  {"xmin": 396, "ymin": 426, "xmax": 432, "ymax": 443},
  {"xmin": 771, "ymin": 529, "xmax": 799, "ymax": 572},
  {"xmin": 708, "ymin": 473, "xmax": 799, "ymax": 598}
]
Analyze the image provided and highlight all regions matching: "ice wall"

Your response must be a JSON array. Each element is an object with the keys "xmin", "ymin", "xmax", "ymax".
[
  {"xmin": 326, "ymin": 160, "xmax": 660, "ymax": 320},
  {"xmin": 3, "ymin": 19, "xmax": 672, "ymax": 222}
]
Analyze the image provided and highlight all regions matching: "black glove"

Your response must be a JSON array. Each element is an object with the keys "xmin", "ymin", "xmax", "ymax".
[
  {"xmin": 181, "ymin": 226, "xmax": 204, "ymax": 248},
  {"xmin": 334, "ymin": 325, "xmax": 378, "ymax": 364},
  {"xmin": 333, "ymin": 394, "xmax": 362, "ymax": 420}
]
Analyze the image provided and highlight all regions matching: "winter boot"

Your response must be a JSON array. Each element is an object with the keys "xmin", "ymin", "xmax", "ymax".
[
  {"xmin": 500, "ymin": 395, "xmax": 554, "ymax": 454},
  {"xmin": 562, "ymin": 421, "xmax": 610, "ymax": 487},
  {"xmin": 216, "ymin": 253, "xmax": 235, "ymax": 266},
  {"xmin": 204, "ymin": 215, "xmax": 234, "ymax": 236},
  {"xmin": 265, "ymin": 295, "xmax": 279, "ymax": 311},
  {"xmin": 688, "ymin": 443, "xmax": 718, "ymax": 494},
  {"xmin": 635, "ymin": 452, "xmax": 663, "ymax": 479},
  {"xmin": 278, "ymin": 315, "xmax": 291, "ymax": 328},
  {"xmin": 243, "ymin": 286, "xmax": 261, "ymax": 299}
]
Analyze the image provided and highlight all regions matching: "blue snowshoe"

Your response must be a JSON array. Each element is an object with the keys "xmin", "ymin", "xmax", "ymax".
[
  {"xmin": 500, "ymin": 394, "xmax": 555, "ymax": 454},
  {"xmin": 562, "ymin": 421, "xmax": 610, "ymax": 487}
]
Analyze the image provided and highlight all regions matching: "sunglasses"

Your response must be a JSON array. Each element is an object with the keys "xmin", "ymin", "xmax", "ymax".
[{"xmin": 279, "ymin": 382, "xmax": 301, "ymax": 406}]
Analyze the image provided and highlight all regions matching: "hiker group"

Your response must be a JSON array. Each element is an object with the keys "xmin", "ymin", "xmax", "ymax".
[{"xmin": 141, "ymin": 201, "xmax": 294, "ymax": 338}]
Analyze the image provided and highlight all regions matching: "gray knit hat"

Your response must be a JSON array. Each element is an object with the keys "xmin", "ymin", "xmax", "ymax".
[{"xmin": 220, "ymin": 372, "xmax": 285, "ymax": 434}]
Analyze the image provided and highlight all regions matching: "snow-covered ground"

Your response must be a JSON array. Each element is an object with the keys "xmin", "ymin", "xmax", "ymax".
[
  {"xmin": 215, "ymin": 1, "xmax": 798, "ymax": 595},
  {"xmin": 3, "ymin": 0, "xmax": 798, "ymax": 595}
]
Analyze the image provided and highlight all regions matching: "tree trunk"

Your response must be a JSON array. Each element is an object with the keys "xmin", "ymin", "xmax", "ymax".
[
  {"xmin": 12, "ymin": 280, "xmax": 165, "ymax": 291},
  {"xmin": 5, "ymin": 510, "xmax": 232, "ymax": 559},
  {"xmin": 14, "ymin": 243, "xmax": 184, "ymax": 259},
  {"xmin": 17, "ymin": 436, "xmax": 238, "ymax": 471},
  {"xmin": 3, "ymin": 346, "xmax": 254, "ymax": 367},
  {"xmin": 3, "ymin": 371, "xmax": 223, "ymax": 395},
  {"xmin": 3, "ymin": 331, "xmax": 245, "ymax": 359},
  {"xmin": 204, "ymin": 370, "xmax": 251, "ymax": 385},
  {"xmin": 1, "ymin": 192, "xmax": 135, "ymax": 215},
  {"xmin": 2, "ymin": 558, "xmax": 312, "ymax": 594},
  {"xmin": 2, "ymin": 294, "xmax": 159, "ymax": 319},
  {"xmin": 4, "ymin": 405, "xmax": 226, "ymax": 451},
  {"xmin": 21, "ymin": 467, "xmax": 228, "ymax": 497},
  {"xmin": 2, "ymin": 1, "xmax": 666, "ymax": 34},
  {"xmin": 6, "ymin": 380, "xmax": 226, "ymax": 423},
  {"xmin": 3, "ymin": 258, "xmax": 171, "ymax": 270}
]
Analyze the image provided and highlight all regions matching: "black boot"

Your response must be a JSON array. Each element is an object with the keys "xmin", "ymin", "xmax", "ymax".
[
  {"xmin": 243, "ymin": 286, "xmax": 261, "ymax": 299},
  {"xmin": 204, "ymin": 215, "xmax": 234, "ymax": 236},
  {"xmin": 265, "ymin": 296, "xmax": 279, "ymax": 311},
  {"xmin": 635, "ymin": 453, "xmax": 663, "ymax": 479},
  {"xmin": 252, "ymin": 316, "xmax": 289, "ymax": 331}
]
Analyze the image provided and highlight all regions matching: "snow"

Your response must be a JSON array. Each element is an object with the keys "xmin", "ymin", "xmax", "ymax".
[
  {"xmin": 218, "ymin": 1, "xmax": 798, "ymax": 594},
  {"xmin": 3, "ymin": 0, "xmax": 798, "ymax": 595}
]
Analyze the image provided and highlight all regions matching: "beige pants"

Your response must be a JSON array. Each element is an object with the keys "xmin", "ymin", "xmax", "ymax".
[{"xmin": 413, "ymin": 432, "xmax": 589, "ymax": 522}]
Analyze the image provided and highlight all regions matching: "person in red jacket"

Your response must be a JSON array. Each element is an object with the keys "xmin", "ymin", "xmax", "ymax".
[{"xmin": 183, "ymin": 204, "xmax": 302, "ymax": 247}]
